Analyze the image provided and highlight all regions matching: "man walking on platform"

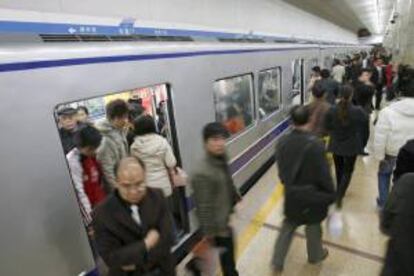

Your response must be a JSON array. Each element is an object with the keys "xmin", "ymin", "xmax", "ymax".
[{"xmin": 272, "ymin": 105, "xmax": 335, "ymax": 273}]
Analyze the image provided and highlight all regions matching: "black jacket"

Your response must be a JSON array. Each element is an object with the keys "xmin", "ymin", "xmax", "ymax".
[
  {"xmin": 276, "ymin": 130, "xmax": 335, "ymax": 224},
  {"xmin": 352, "ymin": 80, "xmax": 375, "ymax": 113},
  {"xmin": 381, "ymin": 173, "xmax": 414, "ymax": 276},
  {"xmin": 325, "ymin": 104, "xmax": 369, "ymax": 156},
  {"xmin": 59, "ymin": 128, "xmax": 76, "ymax": 155},
  {"xmin": 93, "ymin": 189, "xmax": 175, "ymax": 276},
  {"xmin": 371, "ymin": 66, "xmax": 387, "ymax": 89},
  {"xmin": 393, "ymin": 139, "xmax": 414, "ymax": 182}
]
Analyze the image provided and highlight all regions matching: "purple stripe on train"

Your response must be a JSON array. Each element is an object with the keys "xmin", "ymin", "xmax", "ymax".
[{"xmin": 229, "ymin": 118, "xmax": 291, "ymax": 175}]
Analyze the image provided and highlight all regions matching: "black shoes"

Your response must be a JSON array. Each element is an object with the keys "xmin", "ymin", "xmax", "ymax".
[{"xmin": 309, "ymin": 248, "xmax": 329, "ymax": 264}]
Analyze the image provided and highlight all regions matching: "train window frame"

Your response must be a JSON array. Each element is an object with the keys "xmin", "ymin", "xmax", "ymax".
[
  {"xmin": 291, "ymin": 59, "xmax": 303, "ymax": 104},
  {"xmin": 257, "ymin": 66, "xmax": 283, "ymax": 121},
  {"xmin": 212, "ymin": 73, "xmax": 256, "ymax": 140}
]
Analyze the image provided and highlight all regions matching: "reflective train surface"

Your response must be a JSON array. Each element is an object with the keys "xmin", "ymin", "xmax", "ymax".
[{"xmin": 0, "ymin": 38, "xmax": 368, "ymax": 275}]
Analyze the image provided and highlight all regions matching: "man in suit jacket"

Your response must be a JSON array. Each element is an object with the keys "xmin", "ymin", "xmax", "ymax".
[
  {"xmin": 371, "ymin": 57, "xmax": 387, "ymax": 110},
  {"xmin": 93, "ymin": 157, "xmax": 175, "ymax": 276}
]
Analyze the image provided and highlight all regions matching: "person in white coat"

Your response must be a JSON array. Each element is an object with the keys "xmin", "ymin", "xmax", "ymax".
[
  {"xmin": 373, "ymin": 73, "xmax": 414, "ymax": 208},
  {"xmin": 130, "ymin": 115, "xmax": 177, "ymax": 199}
]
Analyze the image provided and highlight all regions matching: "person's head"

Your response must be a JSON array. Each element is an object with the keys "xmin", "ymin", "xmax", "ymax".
[
  {"xmin": 358, "ymin": 68, "xmax": 372, "ymax": 83},
  {"xmin": 116, "ymin": 157, "xmax": 147, "ymax": 204},
  {"xmin": 311, "ymin": 81, "xmax": 326, "ymax": 99},
  {"xmin": 311, "ymin": 66, "xmax": 321, "ymax": 77},
  {"xmin": 76, "ymin": 106, "xmax": 89, "ymax": 123},
  {"xmin": 320, "ymin": 69, "xmax": 330, "ymax": 79},
  {"xmin": 333, "ymin": 59, "xmax": 341, "ymax": 67},
  {"xmin": 399, "ymin": 68, "xmax": 414, "ymax": 97},
  {"xmin": 290, "ymin": 105, "xmax": 310, "ymax": 128},
  {"xmin": 375, "ymin": 57, "xmax": 384, "ymax": 66},
  {"xmin": 74, "ymin": 125, "xmax": 102, "ymax": 157},
  {"xmin": 58, "ymin": 107, "xmax": 77, "ymax": 131},
  {"xmin": 128, "ymin": 97, "xmax": 143, "ymax": 106},
  {"xmin": 202, "ymin": 122, "xmax": 230, "ymax": 156},
  {"xmin": 106, "ymin": 99, "xmax": 130, "ymax": 129},
  {"xmin": 339, "ymin": 85, "xmax": 354, "ymax": 101},
  {"xmin": 134, "ymin": 115, "xmax": 157, "ymax": 136}
]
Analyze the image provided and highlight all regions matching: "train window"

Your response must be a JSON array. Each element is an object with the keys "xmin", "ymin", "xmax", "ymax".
[
  {"xmin": 258, "ymin": 67, "xmax": 282, "ymax": 119},
  {"xmin": 213, "ymin": 74, "xmax": 254, "ymax": 136}
]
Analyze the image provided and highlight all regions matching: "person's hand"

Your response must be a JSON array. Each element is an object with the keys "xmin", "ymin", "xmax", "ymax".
[
  {"xmin": 87, "ymin": 226, "xmax": 95, "ymax": 238},
  {"xmin": 144, "ymin": 229, "xmax": 160, "ymax": 250}
]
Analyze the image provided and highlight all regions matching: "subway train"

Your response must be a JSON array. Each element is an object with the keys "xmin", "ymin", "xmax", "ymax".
[{"xmin": 0, "ymin": 31, "xmax": 369, "ymax": 275}]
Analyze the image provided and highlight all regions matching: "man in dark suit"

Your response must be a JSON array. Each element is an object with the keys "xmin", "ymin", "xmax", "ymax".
[
  {"xmin": 371, "ymin": 57, "xmax": 387, "ymax": 110},
  {"xmin": 93, "ymin": 157, "xmax": 175, "ymax": 276}
]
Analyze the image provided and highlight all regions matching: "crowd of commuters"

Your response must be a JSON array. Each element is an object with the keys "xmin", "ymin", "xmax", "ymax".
[
  {"xmin": 55, "ymin": 47, "xmax": 414, "ymax": 275},
  {"xmin": 271, "ymin": 48, "xmax": 414, "ymax": 275}
]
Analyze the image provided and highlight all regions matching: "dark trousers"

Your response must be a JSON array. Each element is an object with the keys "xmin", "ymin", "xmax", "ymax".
[
  {"xmin": 375, "ymin": 86, "xmax": 384, "ymax": 110},
  {"xmin": 272, "ymin": 219, "xmax": 325, "ymax": 269},
  {"xmin": 214, "ymin": 230, "xmax": 239, "ymax": 276},
  {"xmin": 333, "ymin": 154, "xmax": 357, "ymax": 208}
]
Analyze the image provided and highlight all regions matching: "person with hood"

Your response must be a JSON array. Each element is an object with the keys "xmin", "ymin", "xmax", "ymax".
[
  {"xmin": 380, "ymin": 173, "xmax": 414, "ymax": 276},
  {"xmin": 393, "ymin": 139, "xmax": 414, "ymax": 183},
  {"xmin": 97, "ymin": 99, "xmax": 130, "ymax": 191},
  {"xmin": 373, "ymin": 72, "xmax": 414, "ymax": 208},
  {"xmin": 130, "ymin": 115, "xmax": 177, "ymax": 199}
]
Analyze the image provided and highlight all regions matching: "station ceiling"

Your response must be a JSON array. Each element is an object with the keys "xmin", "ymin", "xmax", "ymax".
[{"xmin": 283, "ymin": 0, "xmax": 395, "ymax": 35}]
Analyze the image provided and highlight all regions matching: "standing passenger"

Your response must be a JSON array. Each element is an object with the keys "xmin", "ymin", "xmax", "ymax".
[
  {"xmin": 67, "ymin": 125, "xmax": 107, "ymax": 226},
  {"xmin": 307, "ymin": 81, "xmax": 331, "ymax": 137},
  {"xmin": 373, "ymin": 75, "xmax": 414, "ymax": 208},
  {"xmin": 380, "ymin": 173, "xmax": 414, "ymax": 276},
  {"xmin": 97, "ymin": 99, "xmax": 129, "ymax": 191},
  {"xmin": 191, "ymin": 122, "xmax": 241, "ymax": 276},
  {"xmin": 371, "ymin": 57, "xmax": 386, "ymax": 110},
  {"xmin": 332, "ymin": 59, "xmax": 346, "ymax": 84},
  {"xmin": 57, "ymin": 107, "xmax": 79, "ymax": 154},
  {"xmin": 272, "ymin": 105, "xmax": 335, "ymax": 273},
  {"xmin": 325, "ymin": 86, "xmax": 369, "ymax": 208},
  {"xmin": 93, "ymin": 157, "xmax": 175, "ymax": 276},
  {"xmin": 319, "ymin": 69, "xmax": 339, "ymax": 105},
  {"xmin": 393, "ymin": 139, "xmax": 414, "ymax": 183},
  {"xmin": 130, "ymin": 115, "xmax": 177, "ymax": 202}
]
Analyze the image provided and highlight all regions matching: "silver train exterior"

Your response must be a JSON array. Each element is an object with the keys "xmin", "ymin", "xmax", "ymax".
[{"xmin": 0, "ymin": 41, "xmax": 365, "ymax": 275}]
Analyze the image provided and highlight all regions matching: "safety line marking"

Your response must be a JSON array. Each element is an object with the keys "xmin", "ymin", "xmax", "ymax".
[{"xmin": 236, "ymin": 184, "xmax": 284, "ymax": 259}]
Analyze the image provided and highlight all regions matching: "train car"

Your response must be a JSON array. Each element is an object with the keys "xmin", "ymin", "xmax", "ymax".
[{"xmin": 0, "ymin": 27, "xmax": 368, "ymax": 275}]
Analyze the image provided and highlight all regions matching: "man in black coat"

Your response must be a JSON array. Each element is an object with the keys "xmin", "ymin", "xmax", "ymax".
[
  {"xmin": 393, "ymin": 139, "xmax": 414, "ymax": 182},
  {"xmin": 381, "ymin": 173, "xmax": 414, "ymax": 276},
  {"xmin": 93, "ymin": 157, "xmax": 175, "ymax": 276},
  {"xmin": 371, "ymin": 57, "xmax": 387, "ymax": 110},
  {"xmin": 271, "ymin": 105, "xmax": 335, "ymax": 273}
]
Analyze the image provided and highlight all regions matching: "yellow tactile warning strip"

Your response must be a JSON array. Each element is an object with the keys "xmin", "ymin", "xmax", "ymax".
[{"xmin": 236, "ymin": 184, "xmax": 284, "ymax": 259}]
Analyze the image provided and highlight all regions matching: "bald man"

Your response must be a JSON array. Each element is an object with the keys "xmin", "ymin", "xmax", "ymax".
[{"xmin": 93, "ymin": 157, "xmax": 175, "ymax": 276}]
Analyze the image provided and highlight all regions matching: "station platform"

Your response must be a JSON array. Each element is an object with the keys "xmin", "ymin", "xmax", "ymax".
[{"xmin": 178, "ymin": 153, "xmax": 387, "ymax": 275}]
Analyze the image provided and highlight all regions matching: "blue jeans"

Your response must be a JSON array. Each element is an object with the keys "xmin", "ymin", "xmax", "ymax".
[{"xmin": 377, "ymin": 156, "xmax": 397, "ymax": 208}]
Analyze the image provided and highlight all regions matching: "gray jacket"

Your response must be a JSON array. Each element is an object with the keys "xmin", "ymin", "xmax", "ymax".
[
  {"xmin": 96, "ymin": 120, "xmax": 129, "ymax": 190},
  {"xmin": 191, "ymin": 154, "xmax": 241, "ymax": 236}
]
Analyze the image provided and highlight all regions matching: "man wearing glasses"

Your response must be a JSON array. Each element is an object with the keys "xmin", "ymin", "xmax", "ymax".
[{"xmin": 93, "ymin": 157, "xmax": 175, "ymax": 276}]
